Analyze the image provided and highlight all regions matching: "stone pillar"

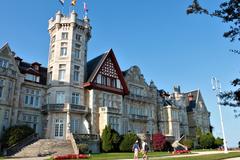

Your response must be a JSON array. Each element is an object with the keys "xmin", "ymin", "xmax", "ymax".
[{"xmin": 66, "ymin": 104, "xmax": 71, "ymax": 140}]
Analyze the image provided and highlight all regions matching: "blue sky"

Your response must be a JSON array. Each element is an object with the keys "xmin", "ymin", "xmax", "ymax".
[{"xmin": 0, "ymin": 0, "xmax": 239, "ymax": 147}]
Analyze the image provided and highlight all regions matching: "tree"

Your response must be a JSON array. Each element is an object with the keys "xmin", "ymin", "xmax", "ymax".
[
  {"xmin": 1, "ymin": 125, "xmax": 35, "ymax": 147},
  {"xmin": 152, "ymin": 133, "xmax": 166, "ymax": 151},
  {"xmin": 238, "ymin": 141, "xmax": 240, "ymax": 148},
  {"xmin": 214, "ymin": 137, "xmax": 224, "ymax": 148},
  {"xmin": 199, "ymin": 132, "xmax": 215, "ymax": 149},
  {"xmin": 187, "ymin": 0, "xmax": 240, "ymax": 115},
  {"xmin": 196, "ymin": 127, "xmax": 202, "ymax": 145},
  {"xmin": 119, "ymin": 132, "xmax": 138, "ymax": 152},
  {"xmin": 101, "ymin": 125, "xmax": 121, "ymax": 152},
  {"xmin": 187, "ymin": 0, "xmax": 240, "ymax": 42}
]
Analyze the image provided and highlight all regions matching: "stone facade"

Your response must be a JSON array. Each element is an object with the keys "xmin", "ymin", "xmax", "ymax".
[{"xmin": 0, "ymin": 11, "xmax": 211, "ymax": 150}]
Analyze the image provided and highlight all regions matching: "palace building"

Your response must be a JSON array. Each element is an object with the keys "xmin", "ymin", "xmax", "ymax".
[{"xmin": 0, "ymin": 11, "xmax": 211, "ymax": 155}]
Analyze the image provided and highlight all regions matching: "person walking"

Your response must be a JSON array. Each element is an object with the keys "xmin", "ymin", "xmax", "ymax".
[
  {"xmin": 141, "ymin": 140, "xmax": 149, "ymax": 160},
  {"xmin": 132, "ymin": 140, "xmax": 140, "ymax": 160}
]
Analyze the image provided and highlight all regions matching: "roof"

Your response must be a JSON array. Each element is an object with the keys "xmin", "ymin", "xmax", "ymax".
[
  {"xmin": 84, "ymin": 49, "xmax": 129, "ymax": 95},
  {"xmin": 86, "ymin": 53, "xmax": 107, "ymax": 82},
  {"xmin": 18, "ymin": 60, "xmax": 47, "ymax": 85}
]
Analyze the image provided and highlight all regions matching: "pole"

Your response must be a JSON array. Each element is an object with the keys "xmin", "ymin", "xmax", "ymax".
[{"xmin": 212, "ymin": 77, "xmax": 228, "ymax": 153}]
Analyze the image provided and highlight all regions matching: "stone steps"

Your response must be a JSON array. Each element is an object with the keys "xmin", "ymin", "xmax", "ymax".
[{"xmin": 13, "ymin": 139, "xmax": 75, "ymax": 158}]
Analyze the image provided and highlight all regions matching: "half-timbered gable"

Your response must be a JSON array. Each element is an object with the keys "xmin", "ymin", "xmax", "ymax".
[{"xmin": 84, "ymin": 49, "xmax": 128, "ymax": 95}]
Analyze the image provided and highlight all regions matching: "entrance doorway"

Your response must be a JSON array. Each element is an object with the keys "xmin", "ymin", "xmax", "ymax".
[{"xmin": 54, "ymin": 119, "xmax": 64, "ymax": 139}]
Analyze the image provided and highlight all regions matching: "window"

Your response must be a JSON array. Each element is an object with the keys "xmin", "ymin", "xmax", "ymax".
[
  {"xmin": 25, "ymin": 74, "xmax": 40, "ymax": 82},
  {"xmin": 71, "ymin": 119, "xmax": 80, "ymax": 134},
  {"xmin": 74, "ymin": 49, "xmax": 80, "ymax": 59},
  {"xmin": 62, "ymin": 32, "xmax": 68, "ymax": 40},
  {"xmin": 76, "ymin": 34, "xmax": 81, "ymax": 41},
  {"xmin": 0, "ymin": 58, "xmax": 9, "ymax": 68},
  {"xmin": 4, "ymin": 110, "xmax": 9, "ymax": 119},
  {"xmin": 49, "ymin": 66, "xmax": 53, "ymax": 83},
  {"xmin": 73, "ymin": 65, "xmax": 80, "ymax": 81},
  {"xmin": 109, "ymin": 116, "xmax": 119, "ymax": 132},
  {"xmin": 24, "ymin": 88, "xmax": 40, "ymax": 108},
  {"xmin": 72, "ymin": 92, "xmax": 80, "ymax": 105},
  {"xmin": 51, "ymin": 35, "xmax": 56, "ymax": 44},
  {"xmin": 60, "ymin": 47, "xmax": 67, "ymax": 56},
  {"xmin": 0, "ymin": 79, "xmax": 3, "ymax": 98},
  {"xmin": 102, "ymin": 93, "xmax": 113, "ymax": 108},
  {"xmin": 58, "ymin": 64, "xmax": 66, "ymax": 81},
  {"xmin": 56, "ymin": 91, "xmax": 65, "ymax": 104}
]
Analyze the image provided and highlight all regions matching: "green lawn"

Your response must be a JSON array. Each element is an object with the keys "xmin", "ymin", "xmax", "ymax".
[
  {"xmin": 89, "ymin": 151, "xmax": 170, "ymax": 160},
  {"xmin": 155, "ymin": 152, "xmax": 240, "ymax": 160},
  {"xmin": 46, "ymin": 151, "xmax": 240, "ymax": 160}
]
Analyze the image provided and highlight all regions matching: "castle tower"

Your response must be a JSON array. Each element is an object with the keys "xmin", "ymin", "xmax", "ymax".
[{"xmin": 44, "ymin": 11, "xmax": 91, "ymax": 139}]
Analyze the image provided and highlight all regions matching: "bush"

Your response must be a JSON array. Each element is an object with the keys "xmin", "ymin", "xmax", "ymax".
[
  {"xmin": 162, "ymin": 141, "xmax": 173, "ymax": 152},
  {"xmin": 1, "ymin": 125, "xmax": 35, "ymax": 147},
  {"xmin": 77, "ymin": 144, "xmax": 89, "ymax": 154},
  {"xmin": 182, "ymin": 139, "xmax": 194, "ymax": 149},
  {"xmin": 119, "ymin": 132, "xmax": 138, "ymax": 152},
  {"xmin": 101, "ymin": 125, "xmax": 121, "ymax": 152},
  {"xmin": 199, "ymin": 132, "xmax": 215, "ymax": 149},
  {"xmin": 214, "ymin": 137, "xmax": 223, "ymax": 148},
  {"xmin": 152, "ymin": 133, "xmax": 166, "ymax": 151}
]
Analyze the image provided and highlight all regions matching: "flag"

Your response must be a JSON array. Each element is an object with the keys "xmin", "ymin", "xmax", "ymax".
[
  {"xmin": 71, "ymin": 0, "xmax": 77, "ymax": 6},
  {"xmin": 59, "ymin": 0, "xmax": 64, "ymax": 5},
  {"xmin": 84, "ymin": 2, "xmax": 88, "ymax": 12}
]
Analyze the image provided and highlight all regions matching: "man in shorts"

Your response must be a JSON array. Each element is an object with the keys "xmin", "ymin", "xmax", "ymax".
[{"xmin": 141, "ymin": 140, "xmax": 148, "ymax": 160}]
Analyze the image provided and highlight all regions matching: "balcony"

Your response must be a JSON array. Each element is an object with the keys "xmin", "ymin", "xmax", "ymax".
[
  {"xmin": 129, "ymin": 114, "xmax": 148, "ymax": 122},
  {"xmin": 0, "ymin": 67, "xmax": 17, "ymax": 78},
  {"xmin": 41, "ymin": 104, "xmax": 88, "ymax": 113},
  {"xmin": 41, "ymin": 104, "xmax": 65, "ymax": 112},
  {"xmin": 100, "ymin": 107, "xmax": 121, "ymax": 114},
  {"xmin": 127, "ymin": 94, "xmax": 153, "ymax": 103},
  {"xmin": 70, "ymin": 104, "xmax": 87, "ymax": 113}
]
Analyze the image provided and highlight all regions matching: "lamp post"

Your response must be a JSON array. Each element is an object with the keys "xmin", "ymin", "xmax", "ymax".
[{"xmin": 211, "ymin": 77, "xmax": 228, "ymax": 153}]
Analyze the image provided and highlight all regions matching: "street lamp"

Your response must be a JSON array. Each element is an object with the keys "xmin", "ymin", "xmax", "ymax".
[{"xmin": 211, "ymin": 77, "xmax": 228, "ymax": 153}]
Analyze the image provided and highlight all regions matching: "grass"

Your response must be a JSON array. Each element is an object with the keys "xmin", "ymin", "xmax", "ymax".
[
  {"xmin": 46, "ymin": 151, "xmax": 240, "ymax": 160},
  {"xmin": 89, "ymin": 151, "xmax": 170, "ymax": 160},
  {"xmin": 160, "ymin": 152, "xmax": 240, "ymax": 160}
]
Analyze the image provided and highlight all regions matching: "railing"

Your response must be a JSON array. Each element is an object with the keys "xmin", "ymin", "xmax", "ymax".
[
  {"xmin": 68, "ymin": 133, "xmax": 79, "ymax": 154},
  {"xmin": 41, "ymin": 104, "xmax": 65, "ymax": 112},
  {"xmin": 5, "ymin": 133, "xmax": 38, "ymax": 156},
  {"xmin": 100, "ymin": 107, "xmax": 120, "ymax": 114},
  {"xmin": 70, "ymin": 104, "xmax": 87, "ymax": 112},
  {"xmin": 129, "ymin": 114, "xmax": 148, "ymax": 121},
  {"xmin": 41, "ymin": 104, "xmax": 87, "ymax": 113},
  {"xmin": 0, "ymin": 67, "xmax": 17, "ymax": 78},
  {"xmin": 73, "ymin": 134, "xmax": 99, "ymax": 144},
  {"xmin": 127, "ymin": 94, "xmax": 154, "ymax": 103}
]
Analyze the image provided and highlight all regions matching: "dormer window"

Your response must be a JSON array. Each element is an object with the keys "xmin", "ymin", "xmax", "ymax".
[
  {"xmin": 25, "ymin": 74, "xmax": 40, "ymax": 82},
  {"xmin": 0, "ymin": 58, "xmax": 9, "ymax": 68}
]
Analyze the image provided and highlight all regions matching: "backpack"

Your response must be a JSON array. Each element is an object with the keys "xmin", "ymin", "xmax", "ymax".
[{"xmin": 144, "ymin": 144, "xmax": 149, "ymax": 151}]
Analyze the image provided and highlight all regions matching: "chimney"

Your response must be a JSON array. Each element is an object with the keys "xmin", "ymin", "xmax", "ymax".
[
  {"xmin": 32, "ymin": 62, "xmax": 41, "ymax": 71},
  {"xmin": 14, "ymin": 56, "xmax": 22, "ymax": 66},
  {"xmin": 188, "ymin": 94, "xmax": 194, "ymax": 101}
]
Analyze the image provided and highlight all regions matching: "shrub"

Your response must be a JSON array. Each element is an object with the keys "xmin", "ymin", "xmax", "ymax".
[
  {"xmin": 182, "ymin": 139, "xmax": 194, "ymax": 149},
  {"xmin": 199, "ymin": 132, "xmax": 215, "ymax": 149},
  {"xmin": 101, "ymin": 125, "xmax": 121, "ymax": 152},
  {"xmin": 214, "ymin": 137, "xmax": 223, "ymax": 148},
  {"xmin": 152, "ymin": 133, "xmax": 166, "ymax": 151},
  {"xmin": 119, "ymin": 132, "xmax": 138, "ymax": 152},
  {"xmin": 77, "ymin": 144, "xmax": 89, "ymax": 154},
  {"xmin": 1, "ymin": 125, "xmax": 35, "ymax": 147},
  {"xmin": 162, "ymin": 141, "xmax": 173, "ymax": 152}
]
